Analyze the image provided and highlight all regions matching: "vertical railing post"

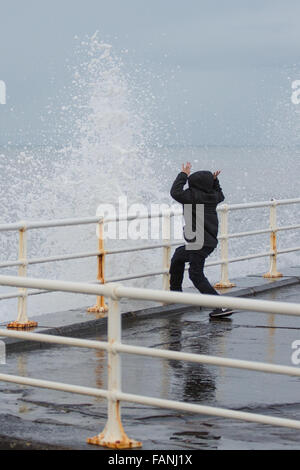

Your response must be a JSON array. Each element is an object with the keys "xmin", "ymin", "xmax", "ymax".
[
  {"xmin": 214, "ymin": 205, "xmax": 236, "ymax": 289},
  {"xmin": 7, "ymin": 223, "xmax": 38, "ymax": 329},
  {"xmin": 87, "ymin": 218, "xmax": 108, "ymax": 315},
  {"xmin": 162, "ymin": 210, "xmax": 171, "ymax": 291},
  {"xmin": 87, "ymin": 286, "xmax": 142, "ymax": 449},
  {"xmin": 263, "ymin": 199, "xmax": 282, "ymax": 278}
]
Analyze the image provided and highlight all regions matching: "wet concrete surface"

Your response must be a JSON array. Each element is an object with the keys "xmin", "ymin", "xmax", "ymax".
[{"xmin": 1, "ymin": 270, "xmax": 300, "ymax": 449}]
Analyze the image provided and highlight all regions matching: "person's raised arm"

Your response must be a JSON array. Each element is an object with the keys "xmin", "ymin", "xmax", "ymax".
[
  {"xmin": 170, "ymin": 162, "xmax": 193, "ymax": 204},
  {"xmin": 213, "ymin": 170, "xmax": 225, "ymax": 203}
]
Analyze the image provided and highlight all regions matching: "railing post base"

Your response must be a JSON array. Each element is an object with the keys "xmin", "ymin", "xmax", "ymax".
[
  {"xmin": 263, "ymin": 272, "xmax": 283, "ymax": 279},
  {"xmin": 87, "ymin": 304, "xmax": 108, "ymax": 315},
  {"xmin": 7, "ymin": 320, "xmax": 38, "ymax": 330},
  {"xmin": 214, "ymin": 281, "xmax": 236, "ymax": 289},
  {"xmin": 87, "ymin": 411, "xmax": 142, "ymax": 449}
]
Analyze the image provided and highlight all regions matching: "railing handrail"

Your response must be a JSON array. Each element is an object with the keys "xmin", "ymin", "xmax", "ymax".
[
  {"xmin": 0, "ymin": 196, "xmax": 299, "ymax": 233},
  {"xmin": 0, "ymin": 199, "xmax": 298, "ymax": 270},
  {"xmin": 0, "ymin": 274, "xmax": 300, "ymax": 317},
  {"xmin": 1, "ymin": 326, "xmax": 300, "ymax": 378},
  {"xmin": 2, "ymin": 275, "xmax": 300, "ymax": 447}
]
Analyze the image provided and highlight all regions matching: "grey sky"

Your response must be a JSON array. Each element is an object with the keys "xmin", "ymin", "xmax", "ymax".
[{"xmin": 0, "ymin": 0, "xmax": 300, "ymax": 146}]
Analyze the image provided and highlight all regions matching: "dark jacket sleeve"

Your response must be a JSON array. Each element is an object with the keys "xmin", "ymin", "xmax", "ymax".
[
  {"xmin": 213, "ymin": 177, "xmax": 225, "ymax": 203},
  {"xmin": 170, "ymin": 172, "xmax": 193, "ymax": 204}
]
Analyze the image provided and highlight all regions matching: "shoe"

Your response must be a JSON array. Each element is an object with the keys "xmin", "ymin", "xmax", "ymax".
[{"xmin": 209, "ymin": 308, "xmax": 234, "ymax": 319}]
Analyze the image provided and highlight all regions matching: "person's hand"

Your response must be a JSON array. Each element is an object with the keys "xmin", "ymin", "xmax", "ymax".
[
  {"xmin": 213, "ymin": 170, "xmax": 221, "ymax": 180},
  {"xmin": 182, "ymin": 162, "xmax": 192, "ymax": 176}
]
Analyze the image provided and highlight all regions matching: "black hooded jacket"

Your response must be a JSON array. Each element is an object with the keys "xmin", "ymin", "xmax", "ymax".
[{"xmin": 170, "ymin": 171, "xmax": 225, "ymax": 248}]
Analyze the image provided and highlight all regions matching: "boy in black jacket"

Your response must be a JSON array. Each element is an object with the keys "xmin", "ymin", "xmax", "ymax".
[{"xmin": 169, "ymin": 162, "xmax": 233, "ymax": 319}]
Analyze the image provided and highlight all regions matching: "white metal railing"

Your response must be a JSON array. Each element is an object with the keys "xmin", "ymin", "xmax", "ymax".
[
  {"xmin": 1, "ymin": 275, "xmax": 300, "ymax": 448},
  {"xmin": 0, "ymin": 197, "xmax": 300, "ymax": 327}
]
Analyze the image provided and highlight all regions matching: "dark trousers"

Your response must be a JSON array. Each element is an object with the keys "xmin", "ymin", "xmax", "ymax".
[{"xmin": 169, "ymin": 245, "xmax": 219, "ymax": 295}]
